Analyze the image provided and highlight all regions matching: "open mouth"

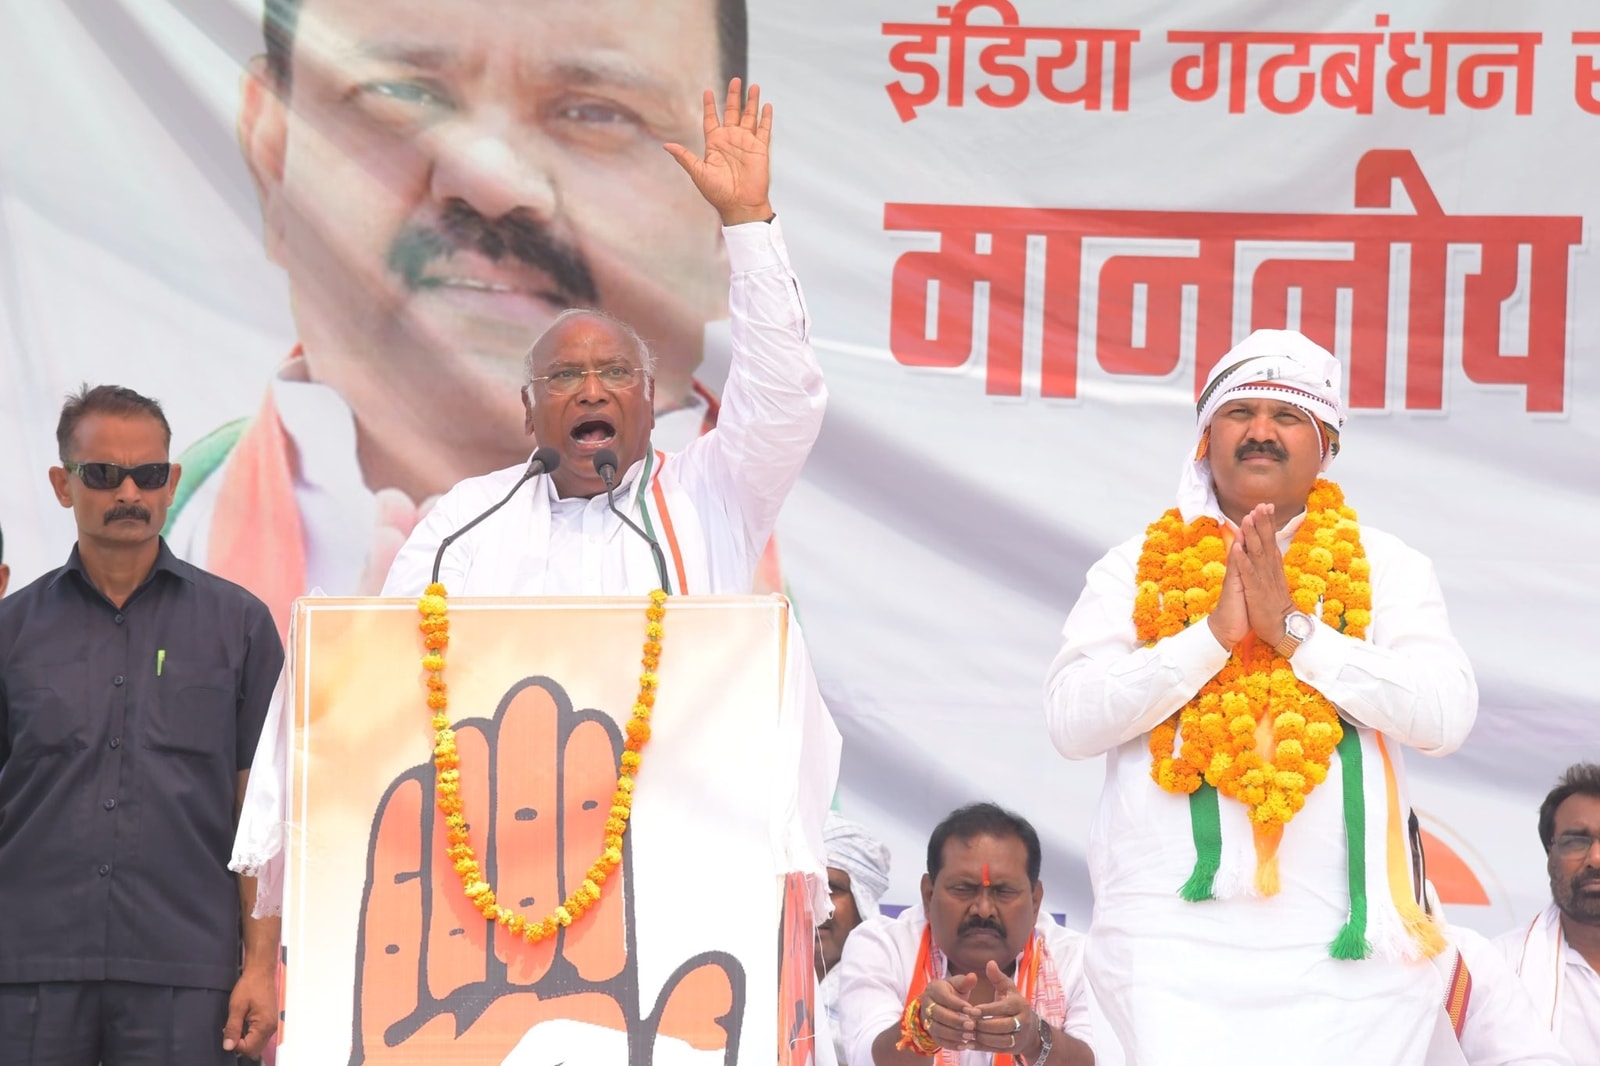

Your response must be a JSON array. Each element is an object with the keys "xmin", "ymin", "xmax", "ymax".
[{"xmin": 570, "ymin": 418, "xmax": 617, "ymax": 448}]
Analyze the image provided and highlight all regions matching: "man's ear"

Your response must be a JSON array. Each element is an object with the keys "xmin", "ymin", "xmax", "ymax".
[
  {"xmin": 48, "ymin": 467, "xmax": 73, "ymax": 508},
  {"xmin": 1031, "ymin": 879, "xmax": 1044, "ymax": 919},
  {"xmin": 238, "ymin": 55, "xmax": 291, "ymax": 267},
  {"xmin": 920, "ymin": 873, "xmax": 933, "ymax": 911},
  {"xmin": 0, "ymin": 563, "xmax": 10, "ymax": 599}
]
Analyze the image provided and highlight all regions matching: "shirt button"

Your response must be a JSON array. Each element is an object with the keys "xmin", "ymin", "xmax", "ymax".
[
  {"xmin": 98, "ymin": 864, "xmax": 110, "ymax": 876},
  {"xmin": 109, "ymin": 737, "xmax": 121, "ymax": 749},
  {"xmin": 114, "ymin": 614, "xmax": 125, "ymax": 625},
  {"xmin": 113, "ymin": 675, "xmax": 125, "ymax": 687},
  {"xmin": 103, "ymin": 799, "xmax": 117, "ymax": 811}
]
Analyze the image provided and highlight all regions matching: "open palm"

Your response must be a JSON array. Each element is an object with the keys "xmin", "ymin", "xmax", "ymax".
[{"xmin": 665, "ymin": 79, "xmax": 774, "ymax": 227}]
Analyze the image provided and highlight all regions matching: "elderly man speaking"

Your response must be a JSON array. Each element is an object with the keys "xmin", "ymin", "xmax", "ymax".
[{"xmin": 1044, "ymin": 330, "xmax": 1477, "ymax": 1064}]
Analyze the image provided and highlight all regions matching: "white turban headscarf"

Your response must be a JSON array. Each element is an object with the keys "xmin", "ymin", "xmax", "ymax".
[
  {"xmin": 823, "ymin": 813, "xmax": 891, "ymax": 921},
  {"xmin": 1176, "ymin": 329, "xmax": 1347, "ymax": 522}
]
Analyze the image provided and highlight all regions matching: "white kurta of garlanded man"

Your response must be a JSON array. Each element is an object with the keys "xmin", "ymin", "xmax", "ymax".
[
  {"xmin": 232, "ymin": 218, "xmax": 840, "ymax": 919},
  {"xmin": 1496, "ymin": 905, "xmax": 1600, "ymax": 1065},
  {"xmin": 832, "ymin": 905, "xmax": 1094, "ymax": 1066},
  {"xmin": 1044, "ymin": 506, "xmax": 1477, "ymax": 1065}
]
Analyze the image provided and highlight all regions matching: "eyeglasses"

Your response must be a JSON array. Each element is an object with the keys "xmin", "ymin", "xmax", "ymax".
[
  {"xmin": 1552, "ymin": 833, "xmax": 1600, "ymax": 859},
  {"xmin": 64, "ymin": 460, "xmax": 172, "ymax": 491},
  {"xmin": 527, "ymin": 365, "xmax": 646, "ymax": 396}
]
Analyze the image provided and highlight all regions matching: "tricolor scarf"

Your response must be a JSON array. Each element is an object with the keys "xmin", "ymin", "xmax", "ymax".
[{"xmin": 900, "ymin": 923, "xmax": 1067, "ymax": 1066}]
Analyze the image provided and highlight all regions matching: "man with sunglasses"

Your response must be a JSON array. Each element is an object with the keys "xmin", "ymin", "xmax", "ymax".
[
  {"xmin": 0, "ymin": 385, "xmax": 284, "ymax": 1065},
  {"xmin": 1497, "ymin": 762, "xmax": 1600, "ymax": 1063}
]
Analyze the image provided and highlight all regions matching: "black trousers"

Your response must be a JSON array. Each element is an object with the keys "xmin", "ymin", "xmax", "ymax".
[{"xmin": 0, "ymin": 981, "xmax": 235, "ymax": 1066}]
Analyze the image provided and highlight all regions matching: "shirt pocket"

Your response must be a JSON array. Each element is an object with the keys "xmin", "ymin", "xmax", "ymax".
[
  {"xmin": 142, "ymin": 666, "xmax": 237, "ymax": 759},
  {"xmin": 4, "ymin": 664, "xmax": 88, "ymax": 759}
]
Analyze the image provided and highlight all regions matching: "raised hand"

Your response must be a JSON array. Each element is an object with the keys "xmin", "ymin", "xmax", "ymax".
[
  {"xmin": 350, "ymin": 677, "xmax": 745, "ymax": 1063},
  {"xmin": 664, "ymin": 79, "xmax": 775, "ymax": 226}
]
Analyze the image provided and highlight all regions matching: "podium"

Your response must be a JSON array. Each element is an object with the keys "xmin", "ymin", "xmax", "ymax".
[{"xmin": 270, "ymin": 595, "xmax": 827, "ymax": 1065}]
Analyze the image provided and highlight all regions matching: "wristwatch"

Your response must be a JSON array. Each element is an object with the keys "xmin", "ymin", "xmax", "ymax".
[
  {"xmin": 1026, "ymin": 1016, "xmax": 1053, "ymax": 1066},
  {"xmin": 1274, "ymin": 610, "xmax": 1316, "ymax": 658}
]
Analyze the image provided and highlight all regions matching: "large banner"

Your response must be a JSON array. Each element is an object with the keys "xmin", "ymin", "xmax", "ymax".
[{"xmin": 2, "ymin": 0, "xmax": 1596, "ymax": 958}]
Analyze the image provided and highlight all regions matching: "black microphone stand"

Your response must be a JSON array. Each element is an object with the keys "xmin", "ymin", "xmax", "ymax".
[
  {"xmin": 429, "ymin": 447, "xmax": 561, "ymax": 585},
  {"xmin": 592, "ymin": 449, "xmax": 672, "ymax": 594}
]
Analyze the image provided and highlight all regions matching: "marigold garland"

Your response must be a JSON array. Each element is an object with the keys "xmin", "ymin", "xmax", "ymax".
[
  {"xmin": 1138, "ymin": 480, "xmax": 1371, "ymax": 851},
  {"xmin": 417, "ymin": 583, "xmax": 667, "ymax": 942}
]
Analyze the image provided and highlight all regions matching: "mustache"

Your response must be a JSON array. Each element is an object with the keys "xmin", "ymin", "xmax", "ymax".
[
  {"xmin": 104, "ymin": 504, "xmax": 151, "ymax": 525},
  {"xmin": 958, "ymin": 915, "xmax": 1006, "ymax": 937},
  {"xmin": 1236, "ymin": 439, "xmax": 1288, "ymax": 462},
  {"xmin": 1575, "ymin": 870, "xmax": 1600, "ymax": 891},
  {"xmin": 387, "ymin": 200, "xmax": 599, "ymax": 306}
]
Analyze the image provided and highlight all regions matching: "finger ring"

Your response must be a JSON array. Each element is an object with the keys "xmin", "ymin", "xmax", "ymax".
[
  {"xmin": 923, "ymin": 1003, "xmax": 935, "ymax": 1028},
  {"xmin": 1012, "ymin": 1016, "xmax": 1023, "ymax": 1033},
  {"xmin": 1008, "ymin": 1035, "xmax": 1017, "ymax": 1049}
]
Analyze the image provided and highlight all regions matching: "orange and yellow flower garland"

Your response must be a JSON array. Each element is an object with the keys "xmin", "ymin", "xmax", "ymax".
[
  {"xmin": 417, "ymin": 583, "xmax": 667, "ymax": 941},
  {"xmin": 1136, "ymin": 480, "xmax": 1371, "ymax": 866}
]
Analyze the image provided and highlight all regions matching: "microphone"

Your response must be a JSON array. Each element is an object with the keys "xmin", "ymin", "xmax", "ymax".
[
  {"xmin": 429, "ymin": 447, "xmax": 561, "ymax": 584},
  {"xmin": 592, "ymin": 448, "xmax": 671, "ymax": 594}
]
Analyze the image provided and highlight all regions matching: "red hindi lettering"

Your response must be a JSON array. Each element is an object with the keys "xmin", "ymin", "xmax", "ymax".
[
  {"xmin": 883, "ymin": 23, "xmax": 948, "ymax": 122},
  {"xmin": 884, "ymin": 205, "xmax": 1034, "ymax": 397},
  {"xmin": 1453, "ymin": 33, "xmax": 1540, "ymax": 114},
  {"xmin": 1169, "ymin": 32, "xmax": 1249, "ymax": 112},
  {"xmin": 1035, "ymin": 29, "xmax": 1140, "ymax": 110},
  {"xmin": 1385, "ymin": 30, "xmax": 1451, "ymax": 113},
  {"xmin": 1096, "ymin": 243, "xmax": 1235, "ymax": 388},
  {"xmin": 1572, "ymin": 32, "xmax": 1600, "ymax": 114},
  {"xmin": 884, "ymin": 152, "xmax": 1579, "ymax": 412}
]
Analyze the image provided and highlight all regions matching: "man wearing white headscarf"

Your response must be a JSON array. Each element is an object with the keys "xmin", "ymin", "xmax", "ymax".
[
  {"xmin": 1044, "ymin": 329, "xmax": 1478, "ymax": 1064},
  {"xmin": 817, "ymin": 814, "xmax": 892, "ymax": 1065}
]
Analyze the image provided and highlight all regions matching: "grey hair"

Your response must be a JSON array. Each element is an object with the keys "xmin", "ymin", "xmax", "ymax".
[{"xmin": 523, "ymin": 308, "xmax": 658, "ymax": 384}]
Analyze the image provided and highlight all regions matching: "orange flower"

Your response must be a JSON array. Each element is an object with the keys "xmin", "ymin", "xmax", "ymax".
[
  {"xmin": 417, "ymin": 583, "xmax": 668, "ymax": 942},
  {"xmin": 1141, "ymin": 479, "xmax": 1367, "ymax": 843}
]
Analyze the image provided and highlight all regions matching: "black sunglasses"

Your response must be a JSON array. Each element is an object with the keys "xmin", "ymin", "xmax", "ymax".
[{"xmin": 64, "ymin": 460, "xmax": 172, "ymax": 491}]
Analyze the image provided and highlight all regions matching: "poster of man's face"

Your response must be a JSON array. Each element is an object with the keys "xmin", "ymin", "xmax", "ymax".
[{"xmin": 241, "ymin": 0, "xmax": 739, "ymax": 500}]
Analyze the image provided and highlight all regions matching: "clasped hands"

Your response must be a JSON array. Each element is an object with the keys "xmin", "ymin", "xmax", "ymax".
[
  {"xmin": 1206, "ymin": 502, "xmax": 1296, "ymax": 652},
  {"xmin": 920, "ymin": 961, "xmax": 1040, "ymax": 1058}
]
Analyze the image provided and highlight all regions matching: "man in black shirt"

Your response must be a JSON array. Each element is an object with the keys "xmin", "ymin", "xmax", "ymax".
[{"xmin": 0, "ymin": 385, "xmax": 284, "ymax": 1065}]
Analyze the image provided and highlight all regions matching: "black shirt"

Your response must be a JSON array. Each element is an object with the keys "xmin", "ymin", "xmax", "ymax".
[{"xmin": 0, "ymin": 539, "xmax": 283, "ymax": 990}]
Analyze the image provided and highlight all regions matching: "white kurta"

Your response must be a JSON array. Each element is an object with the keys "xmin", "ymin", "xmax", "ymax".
[
  {"xmin": 1423, "ymin": 924, "xmax": 1573, "ymax": 1065},
  {"xmin": 233, "ymin": 218, "xmax": 840, "ymax": 919},
  {"xmin": 1497, "ymin": 905, "xmax": 1600, "ymax": 1065},
  {"xmin": 832, "ymin": 905, "xmax": 1095, "ymax": 1066},
  {"xmin": 1044, "ymin": 512, "xmax": 1478, "ymax": 1065}
]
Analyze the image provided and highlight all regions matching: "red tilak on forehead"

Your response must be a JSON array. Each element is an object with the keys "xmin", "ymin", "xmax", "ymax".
[{"xmin": 981, "ymin": 862, "xmax": 990, "ymax": 886}]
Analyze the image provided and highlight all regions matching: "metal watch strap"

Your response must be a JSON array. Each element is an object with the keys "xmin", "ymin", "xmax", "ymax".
[{"xmin": 1026, "ymin": 1016, "xmax": 1053, "ymax": 1066}]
